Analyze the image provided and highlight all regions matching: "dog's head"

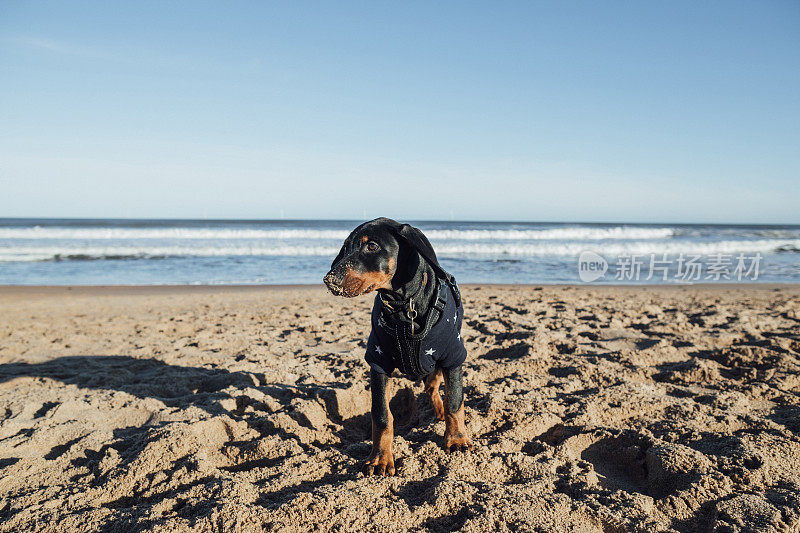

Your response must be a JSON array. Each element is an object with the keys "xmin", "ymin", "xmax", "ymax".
[{"xmin": 323, "ymin": 218, "xmax": 429, "ymax": 298}]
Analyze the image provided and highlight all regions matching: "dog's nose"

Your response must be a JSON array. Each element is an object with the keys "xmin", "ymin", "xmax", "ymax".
[{"xmin": 323, "ymin": 272, "xmax": 341, "ymax": 292}]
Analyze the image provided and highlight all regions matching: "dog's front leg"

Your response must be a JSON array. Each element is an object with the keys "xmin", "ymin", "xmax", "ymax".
[
  {"xmin": 424, "ymin": 368, "xmax": 445, "ymax": 420},
  {"xmin": 364, "ymin": 368, "xmax": 395, "ymax": 476},
  {"xmin": 443, "ymin": 365, "xmax": 472, "ymax": 453}
]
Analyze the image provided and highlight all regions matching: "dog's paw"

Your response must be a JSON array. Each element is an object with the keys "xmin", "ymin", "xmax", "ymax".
[
  {"xmin": 363, "ymin": 451, "xmax": 395, "ymax": 476},
  {"xmin": 445, "ymin": 432, "xmax": 473, "ymax": 453}
]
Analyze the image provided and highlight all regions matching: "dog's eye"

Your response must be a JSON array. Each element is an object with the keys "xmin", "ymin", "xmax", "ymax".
[{"xmin": 365, "ymin": 241, "xmax": 379, "ymax": 252}]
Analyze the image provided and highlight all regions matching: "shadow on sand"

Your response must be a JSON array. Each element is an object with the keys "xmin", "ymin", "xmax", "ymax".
[{"xmin": 0, "ymin": 355, "xmax": 385, "ymax": 528}]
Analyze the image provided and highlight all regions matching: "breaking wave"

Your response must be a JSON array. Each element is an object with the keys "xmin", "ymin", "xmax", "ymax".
[
  {"xmin": 0, "ymin": 225, "xmax": 677, "ymax": 241},
  {"xmin": 2, "ymin": 239, "xmax": 797, "ymax": 263}
]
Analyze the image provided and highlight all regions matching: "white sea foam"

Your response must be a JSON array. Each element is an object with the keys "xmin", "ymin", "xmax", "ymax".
[
  {"xmin": 0, "ymin": 245, "xmax": 341, "ymax": 262},
  {"xmin": 1, "ymin": 239, "xmax": 797, "ymax": 263},
  {"xmin": 0, "ymin": 225, "xmax": 677, "ymax": 241},
  {"xmin": 433, "ymin": 239, "xmax": 800, "ymax": 257},
  {"xmin": 0, "ymin": 227, "xmax": 350, "ymax": 240},
  {"xmin": 429, "ymin": 227, "xmax": 677, "ymax": 241}
]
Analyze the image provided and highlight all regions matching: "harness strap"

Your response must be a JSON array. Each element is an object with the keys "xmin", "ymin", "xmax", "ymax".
[
  {"xmin": 408, "ymin": 279, "xmax": 447, "ymax": 340},
  {"xmin": 387, "ymin": 280, "xmax": 445, "ymax": 378},
  {"xmin": 377, "ymin": 278, "xmax": 463, "ymax": 379},
  {"xmin": 415, "ymin": 257, "xmax": 461, "ymax": 308}
]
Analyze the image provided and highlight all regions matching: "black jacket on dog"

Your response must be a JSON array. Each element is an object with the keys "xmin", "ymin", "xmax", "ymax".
[
  {"xmin": 365, "ymin": 278, "xmax": 467, "ymax": 379},
  {"xmin": 362, "ymin": 221, "xmax": 467, "ymax": 378}
]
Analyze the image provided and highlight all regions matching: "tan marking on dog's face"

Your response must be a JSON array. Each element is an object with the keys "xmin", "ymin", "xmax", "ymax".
[{"xmin": 340, "ymin": 267, "xmax": 393, "ymax": 297}]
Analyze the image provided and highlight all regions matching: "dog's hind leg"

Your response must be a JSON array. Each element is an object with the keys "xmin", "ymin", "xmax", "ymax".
[
  {"xmin": 443, "ymin": 365, "xmax": 472, "ymax": 453},
  {"xmin": 364, "ymin": 369, "xmax": 395, "ymax": 476},
  {"xmin": 424, "ymin": 368, "xmax": 445, "ymax": 421}
]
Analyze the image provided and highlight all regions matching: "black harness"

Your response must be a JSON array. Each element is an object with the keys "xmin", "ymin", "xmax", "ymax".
[{"xmin": 366, "ymin": 273, "xmax": 466, "ymax": 379}]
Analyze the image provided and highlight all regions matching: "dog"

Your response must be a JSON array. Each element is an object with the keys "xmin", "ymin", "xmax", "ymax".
[{"xmin": 323, "ymin": 218, "xmax": 472, "ymax": 476}]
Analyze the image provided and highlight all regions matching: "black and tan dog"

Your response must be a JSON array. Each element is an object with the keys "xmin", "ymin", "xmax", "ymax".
[{"xmin": 324, "ymin": 218, "xmax": 472, "ymax": 476}]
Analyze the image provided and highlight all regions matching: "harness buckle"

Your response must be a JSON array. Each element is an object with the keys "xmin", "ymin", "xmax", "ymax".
[{"xmin": 407, "ymin": 299, "xmax": 417, "ymax": 335}]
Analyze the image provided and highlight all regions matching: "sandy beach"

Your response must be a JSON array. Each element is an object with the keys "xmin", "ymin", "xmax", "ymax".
[{"xmin": 1, "ymin": 284, "xmax": 799, "ymax": 532}]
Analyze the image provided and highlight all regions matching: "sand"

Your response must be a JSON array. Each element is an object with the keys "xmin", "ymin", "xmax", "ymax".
[{"xmin": 0, "ymin": 284, "xmax": 799, "ymax": 532}]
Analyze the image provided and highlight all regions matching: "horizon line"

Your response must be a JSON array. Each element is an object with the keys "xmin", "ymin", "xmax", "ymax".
[{"xmin": 0, "ymin": 216, "xmax": 799, "ymax": 228}]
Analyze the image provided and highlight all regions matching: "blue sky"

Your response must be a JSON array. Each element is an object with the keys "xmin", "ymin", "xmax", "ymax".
[{"xmin": 1, "ymin": 1, "xmax": 798, "ymax": 223}]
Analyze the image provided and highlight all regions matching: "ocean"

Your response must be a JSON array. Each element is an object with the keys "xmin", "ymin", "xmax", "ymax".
[{"xmin": 1, "ymin": 218, "xmax": 798, "ymax": 285}]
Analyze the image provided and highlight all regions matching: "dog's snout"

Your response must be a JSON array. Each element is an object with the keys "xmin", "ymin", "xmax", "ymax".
[{"xmin": 323, "ymin": 271, "xmax": 343, "ymax": 294}]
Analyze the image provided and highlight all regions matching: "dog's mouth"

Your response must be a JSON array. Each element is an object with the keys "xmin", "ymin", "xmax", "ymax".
[
  {"xmin": 340, "ymin": 282, "xmax": 374, "ymax": 298},
  {"xmin": 324, "ymin": 274, "xmax": 376, "ymax": 298},
  {"xmin": 326, "ymin": 284, "xmax": 345, "ymax": 296}
]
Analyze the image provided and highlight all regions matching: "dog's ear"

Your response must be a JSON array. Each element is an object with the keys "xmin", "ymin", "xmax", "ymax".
[
  {"xmin": 396, "ymin": 224, "xmax": 439, "ymax": 266},
  {"xmin": 393, "ymin": 233, "xmax": 421, "ymax": 286}
]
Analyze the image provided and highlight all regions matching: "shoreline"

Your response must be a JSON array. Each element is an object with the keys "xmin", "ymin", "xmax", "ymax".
[{"xmin": 0, "ymin": 281, "xmax": 797, "ymax": 295}]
